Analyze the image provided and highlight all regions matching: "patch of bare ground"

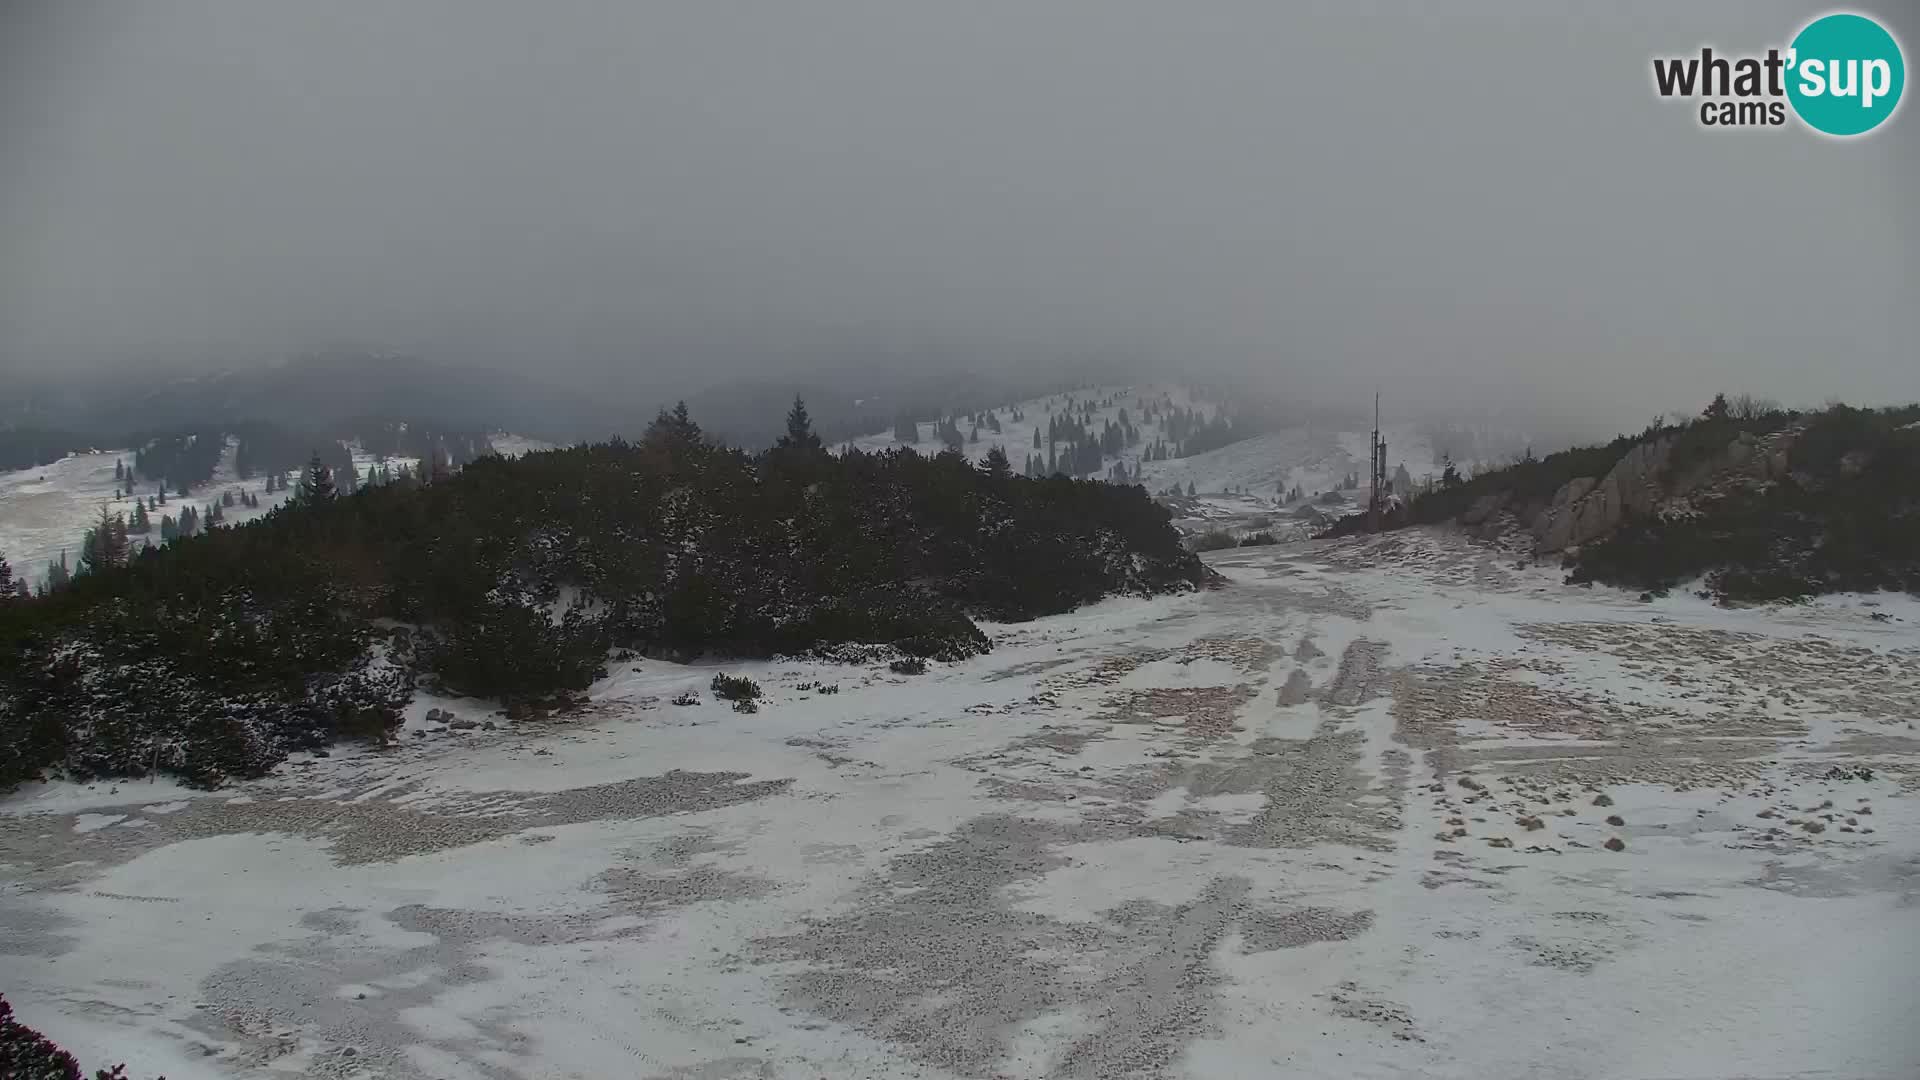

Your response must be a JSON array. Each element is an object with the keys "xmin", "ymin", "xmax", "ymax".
[
  {"xmin": 1327, "ymin": 982, "xmax": 1422, "ymax": 1041},
  {"xmin": 1321, "ymin": 639, "xmax": 1390, "ymax": 709},
  {"xmin": 1180, "ymin": 634, "xmax": 1287, "ymax": 674},
  {"xmin": 1095, "ymin": 685, "xmax": 1257, "ymax": 740},
  {"xmin": 1391, "ymin": 655, "xmax": 1782, "ymax": 789},
  {"xmin": 1309, "ymin": 531, "xmax": 1521, "ymax": 594},
  {"xmin": 1167, "ymin": 722, "xmax": 1403, "ymax": 852},
  {"xmin": 1519, "ymin": 622, "xmax": 1920, "ymax": 724},
  {"xmin": 1237, "ymin": 906, "xmax": 1375, "ymax": 951},
  {"xmin": 751, "ymin": 815, "xmax": 1319, "ymax": 1079},
  {"xmin": 1276, "ymin": 668, "xmax": 1313, "ymax": 706},
  {"xmin": 0, "ymin": 771, "xmax": 794, "ymax": 882}
]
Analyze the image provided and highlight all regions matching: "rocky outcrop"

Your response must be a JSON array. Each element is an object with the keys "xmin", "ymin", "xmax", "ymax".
[
  {"xmin": 1531, "ymin": 439, "xmax": 1668, "ymax": 552},
  {"xmin": 1529, "ymin": 428, "xmax": 1796, "ymax": 554}
]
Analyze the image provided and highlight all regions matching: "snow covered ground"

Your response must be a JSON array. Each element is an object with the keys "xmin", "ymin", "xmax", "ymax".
[
  {"xmin": 843, "ymin": 382, "xmax": 1446, "ymax": 505},
  {"xmin": 843, "ymin": 383, "xmax": 1205, "ymax": 470},
  {"xmin": 0, "ymin": 433, "xmax": 549, "ymax": 590},
  {"xmin": 4, "ymin": 529, "xmax": 1918, "ymax": 1079}
]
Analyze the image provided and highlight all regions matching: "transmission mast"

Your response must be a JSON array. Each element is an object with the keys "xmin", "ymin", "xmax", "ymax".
[{"xmin": 1368, "ymin": 393, "xmax": 1388, "ymax": 533}]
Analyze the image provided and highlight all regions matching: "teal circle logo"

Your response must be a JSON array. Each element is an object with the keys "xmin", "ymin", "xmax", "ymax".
[{"xmin": 1786, "ymin": 13, "xmax": 1905, "ymax": 136}]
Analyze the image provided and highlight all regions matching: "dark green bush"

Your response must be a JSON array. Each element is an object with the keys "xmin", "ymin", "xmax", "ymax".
[{"xmin": 709, "ymin": 672, "xmax": 762, "ymax": 702}]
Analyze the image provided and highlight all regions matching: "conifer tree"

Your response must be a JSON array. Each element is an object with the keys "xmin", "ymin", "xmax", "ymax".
[
  {"xmin": 45, "ymin": 550, "xmax": 70, "ymax": 591},
  {"xmin": 776, "ymin": 395, "xmax": 825, "ymax": 454},
  {"xmin": 983, "ymin": 445, "xmax": 1011, "ymax": 479},
  {"xmin": 296, "ymin": 453, "xmax": 337, "ymax": 503},
  {"xmin": 78, "ymin": 507, "xmax": 129, "ymax": 575}
]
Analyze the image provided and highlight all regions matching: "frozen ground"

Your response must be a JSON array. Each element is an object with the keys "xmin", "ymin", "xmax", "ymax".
[
  {"xmin": 4, "ymin": 529, "xmax": 1918, "ymax": 1079},
  {"xmin": 0, "ymin": 433, "xmax": 548, "ymax": 590}
]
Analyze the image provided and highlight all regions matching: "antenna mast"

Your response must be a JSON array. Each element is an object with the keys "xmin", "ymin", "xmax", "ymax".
[{"xmin": 1368, "ymin": 392, "xmax": 1387, "ymax": 533}]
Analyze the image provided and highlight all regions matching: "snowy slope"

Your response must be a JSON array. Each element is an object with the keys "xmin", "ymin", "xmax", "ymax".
[
  {"xmin": 844, "ymin": 383, "xmax": 1450, "ymax": 503},
  {"xmin": 1134, "ymin": 422, "xmax": 1441, "ymax": 502},
  {"xmin": 0, "ymin": 433, "xmax": 551, "ymax": 589},
  {"xmin": 843, "ymin": 382, "xmax": 1208, "ymax": 469},
  {"xmin": 5, "ymin": 529, "xmax": 1917, "ymax": 1080}
]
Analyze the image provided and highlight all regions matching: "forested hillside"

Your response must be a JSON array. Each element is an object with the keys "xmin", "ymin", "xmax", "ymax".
[
  {"xmin": 1327, "ymin": 398, "xmax": 1920, "ymax": 604},
  {"xmin": 0, "ymin": 401, "xmax": 1207, "ymax": 788}
]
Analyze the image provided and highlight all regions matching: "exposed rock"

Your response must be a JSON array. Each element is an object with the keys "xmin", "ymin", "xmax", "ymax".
[
  {"xmin": 1528, "ymin": 427, "xmax": 1798, "ymax": 555},
  {"xmin": 1532, "ymin": 440, "xmax": 1666, "ymax": 553},
  {"xmin": 1591, "ymin": 793, "xmax": 1614, "ymax": 807},
  {"xmin": 1603, "ymin": 837, "xmax": 1626, "ymax": 852}
]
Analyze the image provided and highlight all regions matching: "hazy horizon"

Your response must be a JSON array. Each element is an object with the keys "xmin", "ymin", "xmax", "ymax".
[{"xmin": 3, "ymin": 2, "xmax": 1915, "ymax": 436}]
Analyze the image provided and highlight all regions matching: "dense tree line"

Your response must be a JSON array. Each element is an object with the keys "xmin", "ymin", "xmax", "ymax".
[
  {"xmin": 347, "ymin": 418, "xmax": 495, "ymax": 469},
  {"xmin": 0, "ymin": 427, "xmax": 101, "ymax": 472},
  {"xmin": 0, "ymin": 400, "xmax": 1207, "ymax": 788},
  {"xmin": 130, "ymin": 429, "xmax": 225, "ymax": 495}
]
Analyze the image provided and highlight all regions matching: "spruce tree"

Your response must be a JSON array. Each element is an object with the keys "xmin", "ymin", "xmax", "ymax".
[
  {"xmin": 296, "ymin": 453, "xmax": 337, "ymax": 503},
  {"xmin": 645, "ymin": 402, "xmax": 706, "ymax": 455},
  {"xmin": 776, "ymin": 395, "xmax": 825, "ymax": 454},
  {"xmin": 78, "ymin": 507, "xmax": 128, "ymax": 575},
  {"xmin": 983, "ymin": 445, "xmax": 1011, "ymax": 479},
  {"xmin": 45, "ymin": 550, "xmax": 70, "ymax": 591}
]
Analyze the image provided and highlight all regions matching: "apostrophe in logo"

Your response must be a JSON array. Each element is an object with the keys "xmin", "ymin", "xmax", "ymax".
[
  {"xmin": 1651, "ymin": 10, "xmax": 1905, "ymax": 136},
  {"xmin": 1786, "ymin": 13, "xmax": 1904, "ymax": 136}
]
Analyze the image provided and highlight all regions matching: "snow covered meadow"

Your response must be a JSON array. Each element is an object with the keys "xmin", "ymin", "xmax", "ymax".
[
  {"xmin": 4, "ymin": 529, "xmax": 1916, "ymax": 1079},
  {"xmin": 844, "ymin": 383, "xmax": 1452, "ymax": 502}
]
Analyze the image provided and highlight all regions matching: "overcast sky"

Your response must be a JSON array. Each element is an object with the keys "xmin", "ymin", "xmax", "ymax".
[{"xmin": 2, "ymin": 1, "xmax": 1914, "ymax": 425}]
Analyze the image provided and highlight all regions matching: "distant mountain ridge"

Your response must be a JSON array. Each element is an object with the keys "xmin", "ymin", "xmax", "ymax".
[{"xmin": 4, "ymin": 352, "xmax": 615, "ymax": 447}]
